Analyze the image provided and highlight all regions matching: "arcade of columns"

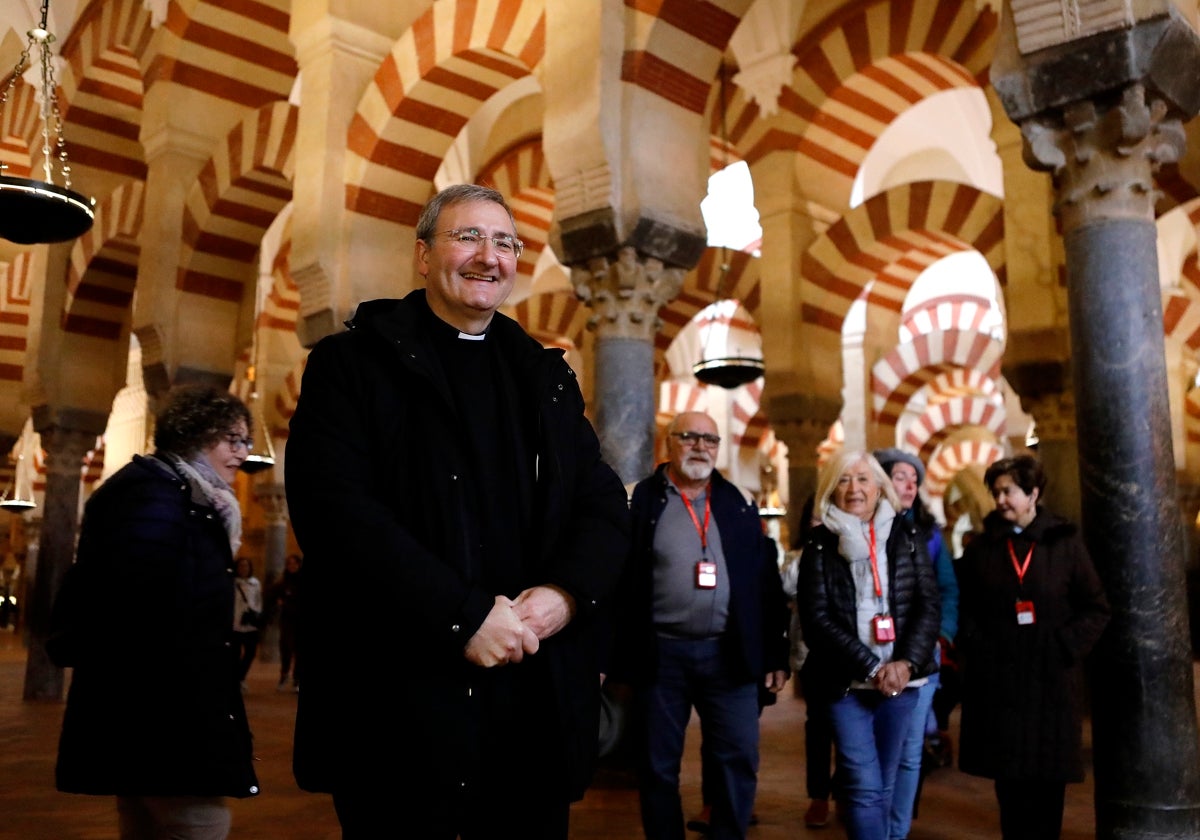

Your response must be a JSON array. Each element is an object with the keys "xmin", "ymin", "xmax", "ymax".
[{"xmin": 1, "ymin": 1, "xmax": 1200, "ymax": 835}]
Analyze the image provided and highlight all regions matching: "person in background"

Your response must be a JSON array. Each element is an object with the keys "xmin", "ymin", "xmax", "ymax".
[
  {"xmin": 782, "ymin": 494, "xmax": 838, "ymax": 829},
  {"xmin": 873, "ymin": 448, "xmax": 959, "ymax": 840},
  {"xmin": 797, "ymin": 450, "xmax": 940, "ymax": 840},
  {"xmin": 267, "ymin": 553, "xmax": 303, "ymax": 692},
  {"xmin": 609, "ymin": 410, "xmax": 790, "ymax": 840},
  {"xmin": 232, "ymin": 557, "xmax": 264, "ymax": 692},
  {"xmin": 47, "ymin": 384, "xmax": 259, "ymax": 839},
  {"xmin": 957, "ymin": 455, "xmax": 1109, "ymax": 840},
  {"xmin": 285, "ymin": 183, "xmax": 630, "ymax": 839}
]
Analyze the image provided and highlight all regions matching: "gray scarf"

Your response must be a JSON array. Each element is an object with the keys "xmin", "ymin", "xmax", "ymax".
[{"xmin": 164, "ymin": 452, "xmax": 242, "ymax": 555}]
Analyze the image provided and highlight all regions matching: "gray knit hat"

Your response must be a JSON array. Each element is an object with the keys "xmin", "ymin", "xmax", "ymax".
[{"xmin": 873, "ymin": 447, "xmax": 926, "ymax": 486}]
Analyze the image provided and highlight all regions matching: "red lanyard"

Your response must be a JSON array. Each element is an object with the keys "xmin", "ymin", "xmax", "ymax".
[
  {"xmin": 1008, "ymin": 539, "xmax": 1035, "ymax": 585},
  {"xmin": 868, "ymin": 520, "xmax": 882, "ymax": 598},
  {"xmin": 680, "ymin": 486, "xmax": 711, "ymax": 553}
]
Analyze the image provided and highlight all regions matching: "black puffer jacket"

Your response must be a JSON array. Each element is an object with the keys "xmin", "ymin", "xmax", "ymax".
[
  {"xmin": 797, "ymin": 506, "xmax": 940, "ymax": 703},
  {"xmin": 50, "ymin": 454, "xmax": 258, "ymax": 798},
  {"xmin": 957, "ymin": 509, "xmax": 1109, "ymax": 781}
]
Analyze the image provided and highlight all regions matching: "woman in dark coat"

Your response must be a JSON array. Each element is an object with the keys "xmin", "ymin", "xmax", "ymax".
[
  {"xmin": 48, "ymin": 384, "xmax": 259, "ymax": 839},
  {"xmin": 798, "ymin": 449, "xmax": 940, "ymax": 840},
  {"xmin": 957, "ymin": 455, "xmax": 1110, "ymax": 840}
]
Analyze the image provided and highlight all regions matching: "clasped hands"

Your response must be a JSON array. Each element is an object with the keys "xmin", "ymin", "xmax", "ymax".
[
  {"xmin": 873, "ymin": 660, "xmax": 911, "ymax": 697},
  {"xmin": 463, "ymin": 585, "xmax": 575, "ymax": 668}
]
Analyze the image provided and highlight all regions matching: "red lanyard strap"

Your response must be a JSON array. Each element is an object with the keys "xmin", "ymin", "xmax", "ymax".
[
  {"xmin": 680, "ymin": 485, "xmax": 711, "ymax": 552},
  {"xmin": 1008, "ymin": 538, "xmax": 1035, "ymax": 586},
  {"xmin": 868, "ymin": 520, "xmax": 882, "ymax": 598}
]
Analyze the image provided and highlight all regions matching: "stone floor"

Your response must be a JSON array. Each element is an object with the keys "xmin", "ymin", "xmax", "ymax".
[{"xmin": 0, "ymin": 629, "xmax": 1106, "ymax": 839}]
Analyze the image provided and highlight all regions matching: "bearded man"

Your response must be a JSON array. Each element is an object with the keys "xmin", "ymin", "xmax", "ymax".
[{"xmin": 606, "ymin": 410, "xmax": 791, "ymax": 840}]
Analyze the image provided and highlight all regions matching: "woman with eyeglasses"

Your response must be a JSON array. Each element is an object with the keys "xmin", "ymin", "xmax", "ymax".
[
  {"xmin": 48, "ymin": 384, "xmax": 259, "ymax": 840},
  {"xmin": 796, "ymin": 449, "xmax": 940, "ymax": 840}
]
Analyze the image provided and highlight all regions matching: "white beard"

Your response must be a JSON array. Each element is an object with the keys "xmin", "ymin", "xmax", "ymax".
[{"xmin": 680, "ymin": 458, "xmax": 714, "ymax": 482}]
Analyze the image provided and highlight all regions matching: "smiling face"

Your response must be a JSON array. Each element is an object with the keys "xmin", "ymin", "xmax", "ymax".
[
  {"xmin": 200, "ymin": 421, "xmax": 249, "ymax": 485},
  {"xmin": 415, "ymin": 198, "xmax": 518, "ymax": 333},
  {"xmin": 832, "ymin": 458, "xmax": 883, "ymax": 522}
]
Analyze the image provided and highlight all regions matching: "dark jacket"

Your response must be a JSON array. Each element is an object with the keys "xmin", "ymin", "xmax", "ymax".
[
  {"xmin": 285, "ymin": 291, "xmax": 630, "ymax": 800},
  {"xmin": 608, "ymin": 464, "xmax": 791, "ymax": 688},
  {"xmin": 49, "ymin": 454, "xmax": 258, "ymax": 798},
  {"xmin": 957, "ymin": 509, "xmax": 1110, "ymax": 781},
  {"xmin": 797, "ymin": 508, "xmax": 940, "ymax": 703}
]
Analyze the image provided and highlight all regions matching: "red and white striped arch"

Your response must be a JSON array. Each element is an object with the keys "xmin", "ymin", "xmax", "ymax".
[
  {"xmin": 177, "ymin": 102, "xmax": 297, "ymax": 305},
  {"xmin": 1186, "ymin": 387, "xmax": 1200, "ymax": 449},
  {"xmin": 622, "ymin": 1, "xmax": 743, "ymax": 115},
  {"xmin": 506, "ymin": 290, "xmax": 589, "ymax": 352},
  {"xmin": 262, "ymin": 237, "xmax": 299, "ymax": 335},
  {"xmin": 925, "ymin": 437, "xmax": 1004, "ymax": 497},
  {"xmin": 58, "ymin": 0, "xmax": 153, "ymax": 183},
  {"xmin": 146, "ymin": 0, "xmax": 295, "ymax": 110},
  {"xmin": 344, "ymin": 1, "xmax": 544, "ymax": 229},
  {"xmin": 904, "ymin": 394, "xmax": 1006, "ymax": 460},
  {"xmin": 728, "ymin": 0, "xmax": 996, "ymax": 204},
  {"xmin": 802, "ymin": 181, "xmax": 1005, "ymax": 336},
  {"xmin": 477, "ymin": 138, "xmax": 555, "ymax": 295},
  {"xmin": 816, "ymin": 419, "xmax": 846, "ymax": 471},
  {"xmin": 0, "ymin": 253, "xmax": 34, "ymax": 383},
  {"xmin": 900, "ymin": 293, "xmax": 996, "ymax": 342},
  {"xmin": 871, "ymin": 328, "xmax": 1005, "ymax": 425},
  {"xmin": 63, "ymin": 179, "xmax": 144, "ymax": 340}
]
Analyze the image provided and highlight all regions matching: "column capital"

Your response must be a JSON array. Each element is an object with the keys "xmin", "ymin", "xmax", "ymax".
[
  {"xmin": 1019, "ymin": 84, "xmax": 1185, "ymax": 228},
  {"xmin": 570, "ymin": 247, "xmax": 684, "ymax": 341},
  {"xmin": 253, "ymin": 481, "xmax": 289, "ymax": 526},
  {"xmin": 766, "ymin": 392, "xmax": 842, "ymax": 467}
]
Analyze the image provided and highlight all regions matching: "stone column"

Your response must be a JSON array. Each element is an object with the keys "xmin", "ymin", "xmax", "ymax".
[
  {"xmin": 768, "ymin": 393, "xmax": 842, "ymax": 548},
  {"xmin": 995, "ymin": 6, "xmax": 1200, "ymax": 835},
  {"xmin": 571, "ymin": 247, "xmax": 684, "ymax": 485},
  {"xmin": 22, "ymin": 421, "xmax": 103, "ymax": 701},
  {"xmin": 254, "ymin": 481, "xmax": 288, "ymax": 664},
  {"xmin": 1007, "ymin": 359, "xmax": 1082, "ymax": 524}
]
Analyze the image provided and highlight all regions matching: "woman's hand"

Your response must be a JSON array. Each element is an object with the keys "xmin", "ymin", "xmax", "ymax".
[{"xmin": 874, "ymin": 659, "xmax": 912, "ymax": 697}]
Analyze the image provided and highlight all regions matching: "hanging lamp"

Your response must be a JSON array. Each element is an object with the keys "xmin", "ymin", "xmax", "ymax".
[
  {"xmin": 0, "ymin": 438, "xmax": 36, "ymax": 514},
  {"xmin": 692, "ymin": 65, "xmax": 764, "ymax": 390},
  {"xmin": 239, "ymin": 362, "xmax": 276, "ymax": 475},
  {"xmin": 0, "ymin": 0, "xmax": 95, "ymax": 245}
]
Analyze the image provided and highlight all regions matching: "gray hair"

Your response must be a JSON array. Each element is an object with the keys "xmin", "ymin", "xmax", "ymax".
[
  {"xmin": 813, "ymin": 448, "xmax": 900, "ymax": 520},
  {"xmin": 414, "ymin": 184, "xmax": 516, "ymax": 243}
]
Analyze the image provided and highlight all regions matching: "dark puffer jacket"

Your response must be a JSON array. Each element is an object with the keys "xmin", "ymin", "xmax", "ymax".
[
  {"xmin": 49, "ymin": 454, "xmax": 258, "ymax": 798},
  {"xmin": 957, "ymin": 509, "xmax": 1109, "ymax": 782},
  {"xmin": 797, "ymin": 508, "xmax": 940, "ymax": 703}
]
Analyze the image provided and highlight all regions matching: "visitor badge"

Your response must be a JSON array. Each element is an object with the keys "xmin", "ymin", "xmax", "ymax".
[
  {"xmin": 696, "ymin": 561, "xmax": 717, "ymax": 589},
  {"xmin": 1016, "ymin": 599, "xmax": 1036, "ymax": 625},
  {"xmin": 872, "ymin": 613, "xmax": 896, "ymax": 642}
]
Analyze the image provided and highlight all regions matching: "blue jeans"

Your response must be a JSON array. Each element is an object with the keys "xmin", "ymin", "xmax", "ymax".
[
  {"xmin": 638, "ymin": 636, "xmax": 760, "ymax": 840},
  {"xmin": 829, "ymin": 688, "xmax": 919, "ymax": 840},
  {"xmin": 889, "ymin": 673, "xmax": 939, "ymax": 839}
]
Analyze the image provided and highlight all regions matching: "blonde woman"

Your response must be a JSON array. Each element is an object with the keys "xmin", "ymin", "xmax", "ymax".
[{"xmin": 797, "ymin": 450, "xmax": 940, "ymax": 840}]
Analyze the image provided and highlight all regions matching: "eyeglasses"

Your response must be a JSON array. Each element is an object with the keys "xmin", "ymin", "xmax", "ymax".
[
  {"xmin": 432, "ymin": 228, "xmax": 524, "ymax": 259},
  {"xmin": 224, "ymin": 433, "xmax": 253, "ymax": 453},
  {"xmin": 671, "ymin": 431, "xmax": 721, "ymax": 448}
]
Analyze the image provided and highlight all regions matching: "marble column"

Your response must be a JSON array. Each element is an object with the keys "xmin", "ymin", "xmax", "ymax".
[
  {"xmin": 571, "ymin": 246, "xmax": 684, "ymax": 485},
  {"xmin": 23, "ymin": 422, "xmax": 103, "ymax": 701},
  {"xmin": 995, "ymin": 7, "xmax": 1200, "ymax": 834},
  {"xmin": 253, "ymin": 481, "xmax": 288, "ymax": 664}
]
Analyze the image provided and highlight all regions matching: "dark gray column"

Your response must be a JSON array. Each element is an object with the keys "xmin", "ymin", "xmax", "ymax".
[
  {"xmin": 994, "ymin": 6, "xmax": 1200, "ymax": 835},
  {"xmin": 23, "ymin": 415, "xmax": 106, "ymax": 701},
  {"xmin": 571, "ymin": 246, "xmax": 684, "ymax": 485}
]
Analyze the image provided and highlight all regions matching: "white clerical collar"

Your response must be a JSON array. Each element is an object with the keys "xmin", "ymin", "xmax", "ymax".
[{"xmin": 457, "ymin": 331, "xmax": 486, "ymax": 341}]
